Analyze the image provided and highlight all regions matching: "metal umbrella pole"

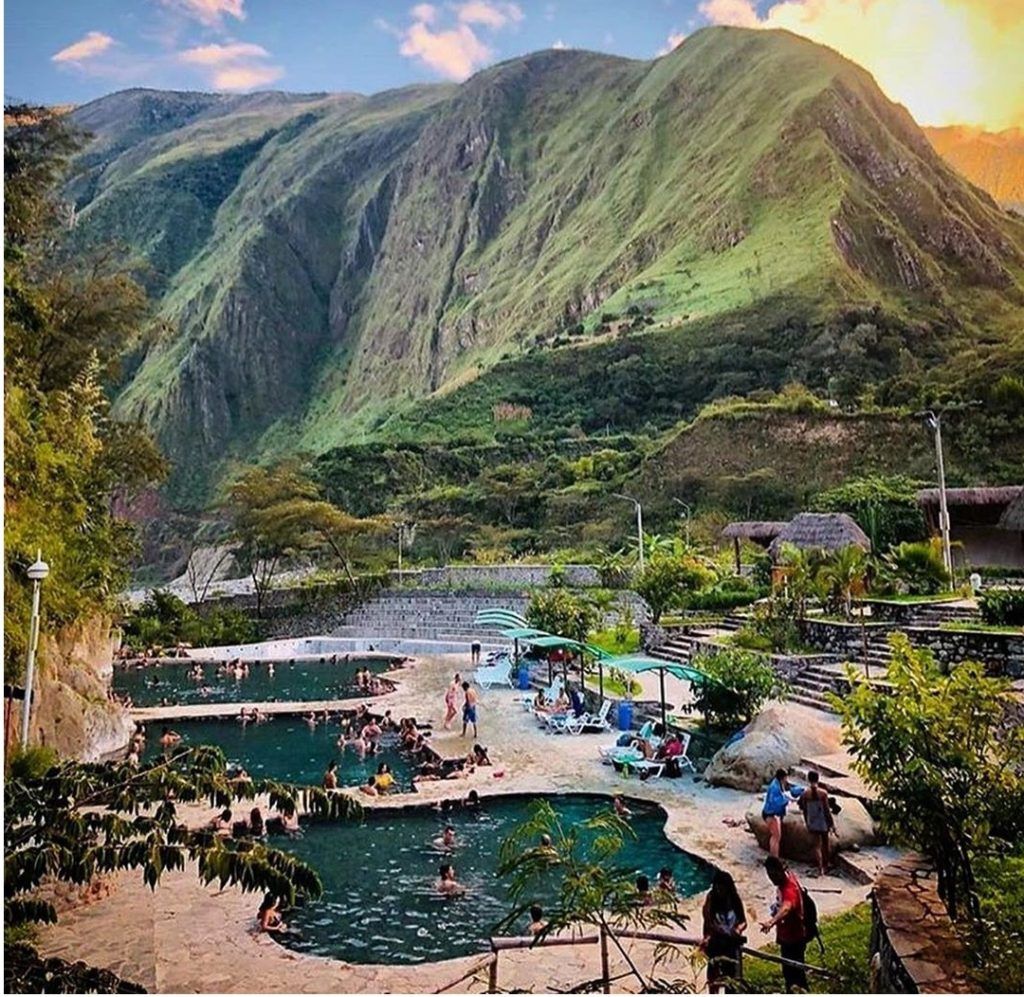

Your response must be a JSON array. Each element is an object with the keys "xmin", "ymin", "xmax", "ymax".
[{"xmin": 659, "ymin": 667, "xmax": 667, "ymax": 730}]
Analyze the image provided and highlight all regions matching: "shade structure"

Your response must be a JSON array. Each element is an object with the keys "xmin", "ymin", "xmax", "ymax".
[
  {"xmin": 604, "ymin": 654, "xmax": 717, "ymax": 729},
  {"xmin": 475, "ymin": 609, "xmax": 529, "ymax": 630},
  {"xmin": 500, "ymin": 627, "xmax": 550, "ymax": 640}
]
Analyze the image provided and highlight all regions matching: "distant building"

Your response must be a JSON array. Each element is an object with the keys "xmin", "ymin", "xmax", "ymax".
[{"xmin": 916, "ymin": 486, "xmax": 1024, "ymax": 569}]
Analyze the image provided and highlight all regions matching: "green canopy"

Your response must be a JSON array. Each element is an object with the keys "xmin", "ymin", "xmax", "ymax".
[
  {"xmin": 500, "ymin": 627, "xmax": 550, "ymax": 639},
  {"xmin": 604, "ymin": 653, "xmax": 718, "ymax": 728},
  {"xmin": 475, "ymin": 609, "xmax": 528, "ymax": 629}
]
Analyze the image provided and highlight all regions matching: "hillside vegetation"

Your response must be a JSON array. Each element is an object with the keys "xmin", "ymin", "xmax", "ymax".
[{"xmin": 65, "ymin": 27, "xmax": 1024, "ymax": 502}]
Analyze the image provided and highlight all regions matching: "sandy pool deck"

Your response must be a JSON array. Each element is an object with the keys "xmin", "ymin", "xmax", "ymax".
[{"xmin": 37, "ymin": 651, "xmax": 885, "ymax": 993}]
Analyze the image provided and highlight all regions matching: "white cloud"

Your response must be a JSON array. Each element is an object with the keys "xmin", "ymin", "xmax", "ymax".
[
  {"xmin": 399, "ymin": 20, "xmax": 492, "ymax": 79},
  {"xmin": 698, "ymin": 0, "xmax": 760, "ymax": 28},
  {"xmin": 551, "ymin": 38, "xmax": 568, "ymax": 49},
  {"xmin": 178, "ymin": 41, "xmax": 269, "ymax": 65},
  {"xmin": 52, "ymin": 31, "xmax": 115, "ymax": 63},
  {"xmin": 657, "ymin": 30, "xmax": 687, "ymax": 56},
  {"xmin": 158, "ymin": 0, "xmax": 246, "ymax": 28},
  {"xmin": 384, "ymin": 1, "xmax": 524, "ymax": 81},
  {"xmin": 211, "ymin": 63, "xmax": 283, "ymax": 89},
  {"xmin": 456, "ymin": 2, "xmax": 524, "ymax": 30},
  {"xmin": 178, "ymin": 36, "xmax": 282, "ymax": 91},
  {"xmin": 410, "ymin": 3, "xmax": 438, "ymax": 24}
]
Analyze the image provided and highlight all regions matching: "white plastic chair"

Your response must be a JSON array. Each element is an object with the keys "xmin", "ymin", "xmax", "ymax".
[{"xmin": 564, "ymin": 699, "xmax": 614, "ymax": 735}]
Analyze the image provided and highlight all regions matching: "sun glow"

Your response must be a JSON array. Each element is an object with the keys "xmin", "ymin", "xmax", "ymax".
[{"xmin": 702, "ymin": 0, "xmax": 1024, "ymax": 130}]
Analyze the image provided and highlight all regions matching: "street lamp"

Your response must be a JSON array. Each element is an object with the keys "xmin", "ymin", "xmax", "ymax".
[
  {"xmin": 613, "ymin": 493, "xmax": 644, "ymax": 573},
  {"xmin": 20, "ymin": 550, "xmax": 49, "ymax": 747},
  {"xmin": 673, "ymin": 498, "xmax": 692, "ymax": 546},
  {"xmin": 921, "ymin": 410, "xmax": 954, "ymax": 589}
]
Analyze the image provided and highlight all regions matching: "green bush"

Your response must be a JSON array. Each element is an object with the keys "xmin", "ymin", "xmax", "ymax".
[
  {"xmin": 979, "ymin": 588, "xmax": 1024, "ymax": 626},
  {"xmin": 692, "ymin": 648, "xmax": 787, "ymax": 730},
  {"xmin": 121, "ymin": 590, "xmax": 257, "ymax": 651},
  {"xmin": 686, "ymin": 576, "xmax": 764, "ymax": 611},
  {"xmin": 7, "ymin": 746, "xmax": 58, "ymax": 781},
  {"xmin": 880, "ymin": 538, "xmax": 950, "ymax": 595}
]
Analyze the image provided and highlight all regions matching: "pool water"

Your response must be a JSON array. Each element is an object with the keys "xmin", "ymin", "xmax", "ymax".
[
  {"xmin": 280, "ymin": 794, "xmax": 713, "ymax": 965},
  {"xmin": 143, "ymin": 717, "xmax": 418, "ymax": 791},
  {"xmin": 116, "ymin": 656, "xmax": 389, "ymax": 707}
]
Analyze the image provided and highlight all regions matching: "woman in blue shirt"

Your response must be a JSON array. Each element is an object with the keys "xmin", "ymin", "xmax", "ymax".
[{"xmin": 762, "ymin": 768, "xmax": 802, "ymax": 858}]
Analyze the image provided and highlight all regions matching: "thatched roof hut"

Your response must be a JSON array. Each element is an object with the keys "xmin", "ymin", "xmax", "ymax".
[
  {"xmin": 998, "ymin": 490, "xmax": 1024, "ymax": 532},
  {"xmin": 768, "ymin": 512, "xmax": 871, "ymax": 559},
  {"xmin": 917, "ymin": 486, "xmax": 1022, "ymax": 508}
]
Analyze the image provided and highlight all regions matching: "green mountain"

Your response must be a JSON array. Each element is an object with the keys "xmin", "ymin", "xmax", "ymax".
[{"xmin": 67, "ymin": 27, "xmax": 1024, "ymax": 501}]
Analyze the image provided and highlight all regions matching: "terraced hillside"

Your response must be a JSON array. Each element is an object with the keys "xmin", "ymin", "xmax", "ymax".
[{"xmin": 67, "ymin": 27, "xmax": 1024, "ymax": 500}]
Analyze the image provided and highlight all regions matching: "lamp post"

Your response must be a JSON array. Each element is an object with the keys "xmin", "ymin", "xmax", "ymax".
[
  {"xmin": 20, "ymin": 550, "xmax": 50, "ymax": 747},
  {"xmin": 613, "ymin": 493, "xmax": 644, "ymax": 573},
  {"xmin": 673, "ymin": 498, "xmax": 692, "ymax": 546},
  {"xmin": 922, "ymin": 411, "xmax": 954, "ymax": 589}
]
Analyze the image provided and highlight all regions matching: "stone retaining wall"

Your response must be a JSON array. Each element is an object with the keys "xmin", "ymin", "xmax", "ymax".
[
  {"xmin": 803, "ymin": 619, "xmax": 1024, "ymax": 677},
  {"xmin": 870, "ymin": 855, "xmax": 973, "ymax": 993},
  {"xmin": 414, "ymin": 564, "xmax": 601, "ymax": 587}
]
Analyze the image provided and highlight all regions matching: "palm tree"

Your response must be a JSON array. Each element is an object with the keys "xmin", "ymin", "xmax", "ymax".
[{"xmin": 820, "ymin": 545, "xmax": 869, "ymax": 619}]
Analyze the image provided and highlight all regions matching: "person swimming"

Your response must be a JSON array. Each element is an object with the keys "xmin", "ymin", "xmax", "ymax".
[
  {"xmin": 437, "ymin": 862, "xmax": 464, "ymax": 895},
  {"xmin": 528, "ymin": 904, "xmax": 547, "ymax": 936},
  {"xmin": 159, "ymin": 726, "xmax": 181, "ymax": 749},
  {"xmin": 322, "ymin": 760, "xmax": 339, "ymax": 790},
  {"xmin": 613, "ymin": 795, "xmax": 633, "ymax": 818},
  {"xmin": 657, "ymin": 866, "xmax": 677, "ymax": 897},
  {"xmin": 257, "ymin": 893, "xmax": 287, "ymax": 934},
  {"xmin": 433, "ymin": 825, "xmax": 457, "ymax": 849}
]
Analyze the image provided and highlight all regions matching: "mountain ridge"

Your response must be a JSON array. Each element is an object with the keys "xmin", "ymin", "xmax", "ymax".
[{"xmin": 65, "ymin": 27, "xmax": 1024, "ymax": 500}]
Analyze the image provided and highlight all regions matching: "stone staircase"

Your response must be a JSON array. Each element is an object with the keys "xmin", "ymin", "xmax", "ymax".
[
  {"xmin": 786, "ymin": 662, "xmax": 843, "ymax": 714},
  {"xmin": 332, "ymin": 590, "xmax": 529, "ymax": 643},
  {"xmin": 647, "ymin": 632, "xmax": 699, "ymax": 665},
  {"xmin": 904, "ymin": 602, "xmax": 981, "ymax": 627}
]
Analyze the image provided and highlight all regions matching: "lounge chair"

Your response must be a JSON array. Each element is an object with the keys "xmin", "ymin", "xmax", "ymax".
[
  {"xmin": 563, "ymin": 699, "xmax": 614, "ymax": 735},
  {"xmin": 473, "ymin": 660, "xmax": 513, "ymax": 690},
  {"xmin": 520, "ymin": 676, "xmax": 564, "ymax": 712},
  {"xmin": 598, "ymin": 721, "xmax": 658, "ymax": 763}
]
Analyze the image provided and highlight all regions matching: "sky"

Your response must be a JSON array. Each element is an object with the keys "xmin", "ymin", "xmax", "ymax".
[{"xmin": 4, "ymin": 0, "xmax": 1023, "ymax": 130}]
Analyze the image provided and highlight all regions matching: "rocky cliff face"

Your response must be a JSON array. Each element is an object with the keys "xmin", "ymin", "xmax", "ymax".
[
  {"xmin": 20, "ymin": 616, "xmax": 132, "ymax": 762},
  {"xmin": 67, "ymin": 29, "xmax": 1024, "ymax": 500}
]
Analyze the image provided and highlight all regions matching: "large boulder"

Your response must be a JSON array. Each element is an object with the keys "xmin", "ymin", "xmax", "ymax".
[
  {"xmin": 703, "ymin": 702, "xmax": 842, "ymax": 791},
  {"xmin": 746, "ymin": 797, "xmax": 877, "ymax": 863}
]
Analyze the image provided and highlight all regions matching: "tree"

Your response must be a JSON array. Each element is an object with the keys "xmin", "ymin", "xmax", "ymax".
[
  {"xmin": 692, "ymin": 649, "xmax": 787, "ymax": 729},
  {"xmin": 5, "ymin": 745, "xmax": 360, "ymax": 986},
  {"xmin": 837, "ymin": 634, "xmax": 1024, "ymax": 920},
  {"xmin": 633, "ymin": 555, "xmax": 715, "ymax": 624},
  {"xmin": 818, "ymin": 545, "xmax": 869, "ymax": 619},
  {"xmin": 497, "ymin": 800, "xmax": 692, "ymax": 992},
  {"xmin": 812, "ymin": 475, "xmax": 925, "ymax": 551},
  {"xmin": 224, "ymin": 461, "xmax": 317, "ymax": 615},
  {"xmin": 526, "ymin": 588, "xmax": 600, "ymax": 645},
  {"xmin": 4, "ymin": 105, "xmax": 166, "ymax": 675},
  {"xmin": 478, "ymin": 464, "xmax": 542, "ymax": 527}
]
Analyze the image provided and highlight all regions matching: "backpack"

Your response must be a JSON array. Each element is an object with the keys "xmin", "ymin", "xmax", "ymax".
[{"xmin": 801, "ymin": 886, "xmax": 824, "ymax": 953}]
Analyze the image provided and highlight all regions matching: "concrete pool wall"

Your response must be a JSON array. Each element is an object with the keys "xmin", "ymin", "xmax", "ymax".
[{"xmin": 187, "ymin": 635, "xmax": 506, "ymax": 660}]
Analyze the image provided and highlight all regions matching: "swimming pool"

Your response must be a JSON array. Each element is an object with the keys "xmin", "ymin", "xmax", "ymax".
[
  {"xmin": 116, "ymin": 656, "xmax": 391, "ymax": 707},
  {"xmin": 143, "ymin": 717, "xmax": 418, "ymax": 791},
  {"xmin": 279, "ymin": 794, "xmax": 713, "ymax": 965}
]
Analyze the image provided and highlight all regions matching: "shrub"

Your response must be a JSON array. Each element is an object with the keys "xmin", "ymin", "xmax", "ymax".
[
  {"xmin": 686, "ymin": 576, "xmax": 764, "ymax": 611},
  {"xmin": 979, "ymin": 588, "xmax": 1024, "ymax": 626},
  {"xmin": 121, "ymin": 590, "xmax": 257, "ymax": 651},
  {"xmin": 880, "ymin": 538, "xmax": 950, "ymax": 595},
  {"xmin": 633, "ymin": 555, "xmax": 715, "ymax": 623},
  {"xmin": 692, "ymin": 648, "xmax": 787, "ymax": 730},
  {"xmin": 7, "ymin": 746, "xmax": 58, "ymax": 781}
]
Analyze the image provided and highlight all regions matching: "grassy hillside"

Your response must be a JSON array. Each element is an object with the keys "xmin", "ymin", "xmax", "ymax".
[{"xmin": 66, "ymin": 28, "xmax": 1024, "ymax": 502}]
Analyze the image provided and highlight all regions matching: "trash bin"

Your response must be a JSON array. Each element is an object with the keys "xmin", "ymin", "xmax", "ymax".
[
  {"xmin": 518, "ymin": 664, "xmax": 531, "ymax": 690},
  {"xmin": 617, "ymin": 700, "xmax": 634, "ymax": 732}
]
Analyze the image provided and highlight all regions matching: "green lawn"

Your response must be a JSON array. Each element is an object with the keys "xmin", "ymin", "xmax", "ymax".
[{"xmin": 740, "ymin": 902, "xmax": 872, "ymax": 994}]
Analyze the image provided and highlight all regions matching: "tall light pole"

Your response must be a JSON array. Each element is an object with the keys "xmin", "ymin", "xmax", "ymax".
[
  {"xmin": 613, "ymin": 493, "xmax": 644, "ymax": 573},
  {"xmin": 20, "ymin": 550, "xmax": 50, "ymax": 747},
  {"xmin": 923, "ymin": 410, "xmax": 954, "ymax": 589},
  {"xmin": 673, "ymin": 498, "xmax": 692, "ymax": 546}
]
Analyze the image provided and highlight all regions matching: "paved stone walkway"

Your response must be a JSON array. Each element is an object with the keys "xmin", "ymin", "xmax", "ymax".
[{"xmin": 38, "ymin": 652, "xmax": 878, "ymax": 993}]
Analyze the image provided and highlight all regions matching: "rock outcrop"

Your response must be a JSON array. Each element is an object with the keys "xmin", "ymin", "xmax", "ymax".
[
  {"xmin": 703, "ymin": 702, "xmax": 842, "ymax": 791},
  {"xmin": 20, "ymin": 616, "xmax": 133, "ymax": 761},
  {"xmin": 745, "ymin": 798, "xmax": 877, "ymax": 863}
]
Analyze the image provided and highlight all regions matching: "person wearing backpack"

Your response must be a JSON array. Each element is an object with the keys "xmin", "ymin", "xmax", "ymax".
[
  {"xmin": 760, "ymin": 856, "xmax": 808, "ymax": 992},
  {"xmin": 798, "ymin": 769, "xmax": 837, "ymax": 876}
]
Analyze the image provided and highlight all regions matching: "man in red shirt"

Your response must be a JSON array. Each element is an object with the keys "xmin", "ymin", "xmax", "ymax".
[{"xmin": 760, "ymin": 856, "xmax": 807, "ymax": 991}]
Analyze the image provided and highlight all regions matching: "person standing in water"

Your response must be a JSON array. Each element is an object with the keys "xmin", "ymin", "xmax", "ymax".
[
  {"xmin": 461, "ymin": 681, "xmax": 479, "ymax": 739},
  {"xmin": 437, "ymin": 862, "xmax": 465, "ymax": 895}
]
